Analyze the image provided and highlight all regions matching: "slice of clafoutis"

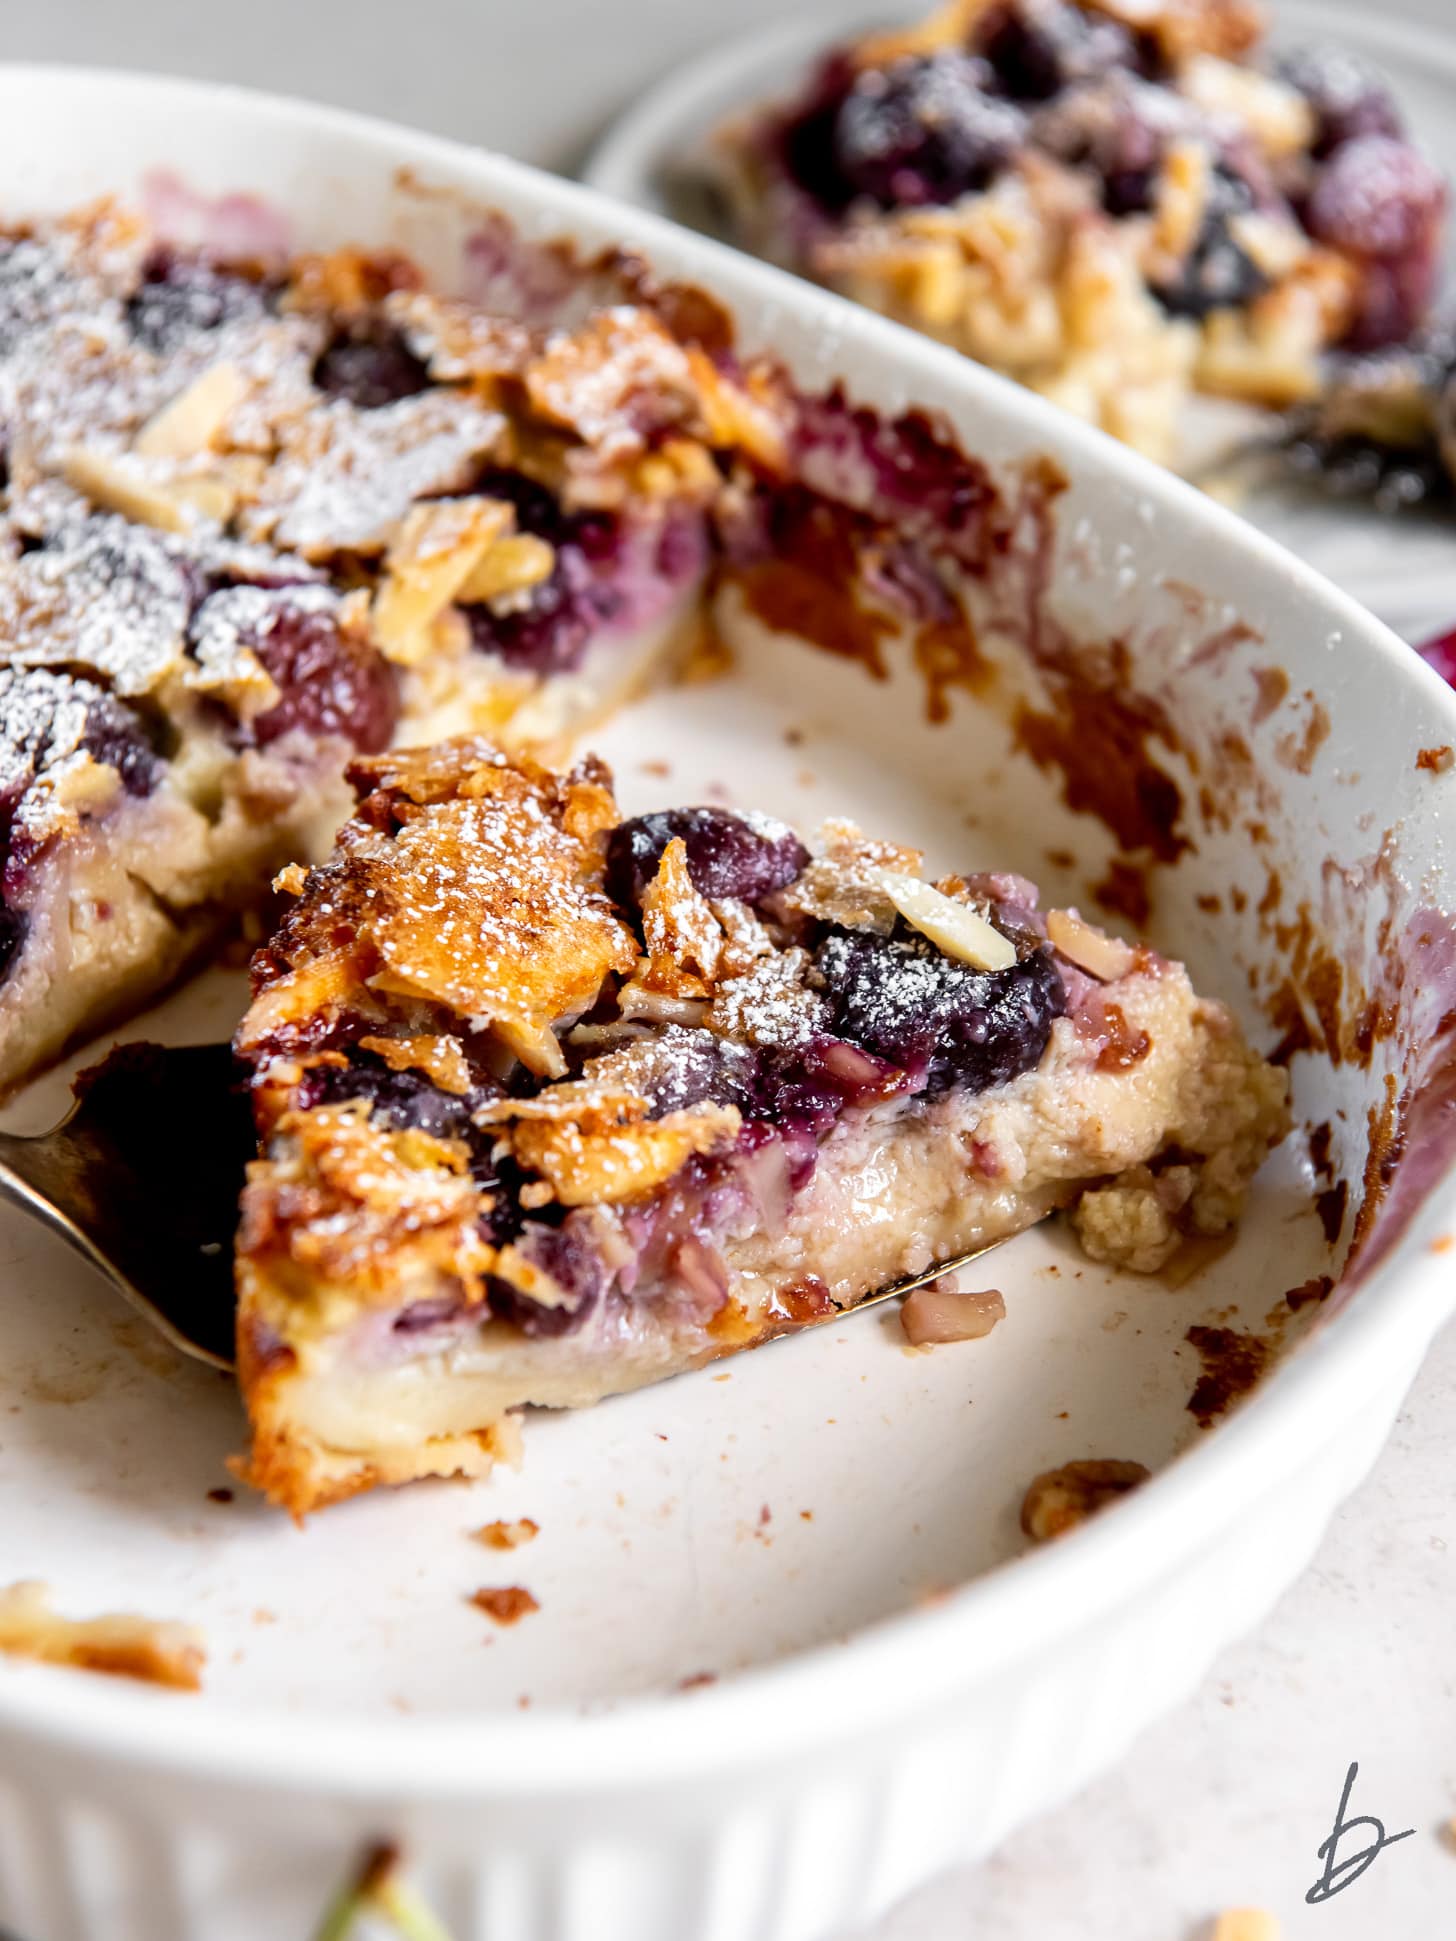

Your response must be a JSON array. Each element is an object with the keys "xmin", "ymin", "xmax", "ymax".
[
  {"xmin": 0, "ymin": 199, "xmax": 753, "ymax": 1098},
  {"xmin": 231, "ymin": 737, "xmax": 1289, "ymax": 1514}
]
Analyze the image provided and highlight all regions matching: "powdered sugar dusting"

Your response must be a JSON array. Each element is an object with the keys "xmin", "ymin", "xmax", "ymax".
[
  {"xmin": 246, "ymin": 391, "xmax": 506, "ymax": 557},
  {"xmin": 0, "ymin": 513, "xmax": 192, "ymax": 695}
]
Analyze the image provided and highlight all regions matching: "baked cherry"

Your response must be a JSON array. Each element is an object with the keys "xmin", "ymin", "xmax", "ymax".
[{"xmin": 605, "ymin": 807, "xmax": 809, "ymax": 910}]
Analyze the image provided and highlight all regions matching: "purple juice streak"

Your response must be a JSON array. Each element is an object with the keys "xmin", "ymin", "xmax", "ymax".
[{"xmin": 793, "ymin": 389, "xmax": 996, "ymax": 548}]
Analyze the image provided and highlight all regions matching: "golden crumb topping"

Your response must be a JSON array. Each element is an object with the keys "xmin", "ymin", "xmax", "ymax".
[{"xmin": 244, "ymin": 739, "xmax": 636, "ymax": 1079}]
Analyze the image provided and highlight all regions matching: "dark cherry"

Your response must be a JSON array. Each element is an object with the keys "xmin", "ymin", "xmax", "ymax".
[
  {"xmin": 312, "ymin": 321, "xmax": 432, "ymax": 410},
  {"xmin": 1308, "ymin": 136, "xmax": 1446, "ymax": 257},
  {"xmin": 1306, "ymin": 136, "xmax": 1447, "ymax": 348},
  {"xmin": 1095, "ymin": 109, "xmax": 1166, "ymax": 217},
  {"xmin": 601, "ymin": 1024, "xmax": 760, "ymax": 1118},
  {"xmin": 832, "ymin": 53, "xmax": 1025, "ymax": 208},
  {"xmin": 605, "ymin": 807, "xmax": 809, "ymax": 911},
  {"xmin": 297, "ymin": 1050, "xmax": 479, "ymax": 1143},
  {"xmin": 0, "ymin": 904, "xmax": 27, "ymax": 987},
  {"xmin": 1278, "ymin": 45, "xmax": 1403, "ymax": 159},
  {"xmin": 80, "ymin": 695, "xmax": 162, "ymax": 798},
  {"xmin": 1152, "ymin": 170, "xmax": 1267, "ymax": 319},
  {"xmin": 462, "ymin": 554, "xmax": 594, "ymax": 676},
  {"xmin": 752, "ymin": 1033, "xmax": 901, "ymax": 1141},
  {"xmin": 126, "ymin": 248, "xmax": 271, "ymax": 355},
  {"xmin": 976, "ymin": 0, "xmax": 1134, "ymax": 102},
  {"xmin": 487, "ymin": 1219, "xmax": 607, "ymax": 1336},
  {"xmin": 459, "ymin": 471, "xmax": 623, "ymax": 677},
  {"xmin": 779, "ymin": 54, "xmax": 862, "ymax": 209},
  {"xmin": 471, "ymin": 468, "xmax": 577, "ymax": 544},
  {"xmin": 813, "ymin": 924, "xmax": 1064, "ymax": 1098},
  {"xmin": 243, "ymin": 603, "xmax": 400, "ymax": 752}
]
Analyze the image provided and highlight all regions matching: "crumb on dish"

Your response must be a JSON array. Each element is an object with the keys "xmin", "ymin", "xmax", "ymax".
[
  {"xmin": 0, "ymin": 1580, "xmax": 205, "ymax": 1690},
  {"xmin": 1019, "ymin": 1457, "xmax": 1151, "ymax": 1540},
  {"xmin": 473, "ymin": 1518, "xmax": 540, "ymax": 1551},
  {"xmin": 470, "ymin": 1586, "xmax": 540, "ymax": 1625}
]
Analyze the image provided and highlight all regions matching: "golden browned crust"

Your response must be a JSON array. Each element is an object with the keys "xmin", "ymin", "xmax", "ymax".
[{"xmin": 238, "ymin": 740, "xmax": 636, "ymax": 1082}]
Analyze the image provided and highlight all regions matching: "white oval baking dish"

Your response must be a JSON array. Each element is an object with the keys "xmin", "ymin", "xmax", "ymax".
[{"xmin": 0, "ymin": 65, "xmax": 1454, "ymax": 1941}]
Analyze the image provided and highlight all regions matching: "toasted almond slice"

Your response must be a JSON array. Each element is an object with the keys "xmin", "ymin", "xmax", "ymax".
[
  {"xmin": 165, "ymin": 472, "xmax": 241, "ymax": 523},
  {"xmin": 134, "ymin": 361, "xmax": 248, "ymax": 459},
  {"xmin": 372, "ymin": 497, "xmax": 514, "ymax": 666},
  {"xmin": 901, "ymin": 1284, "xmax": 1006, "ymax": 1346},
  {"xmin": 1181, "ymin": 56, "xmax": 1314, "ymax": 161},
  {"xmin": 1046, "ymin": 908, "xmax": 1138, "ymax": 981},
  {"xmin": 872, "ymin": 870, "xmax": 1017, "ymax": 972},
  {"xmin": 490, "ymin": 1016, "xmax": 567, "ymax": 1081},
  {"xmin": 508, "ymin": 1102, "xmax": 740, "ymax": 1206},
  {"xmin": 62, "ymin": 447, "xmax": 198, "ymax": 534},
  {"xmin": 456, "ymin": 531, "xmax": 556, "ymax": 606},
  {"xmin": 47, "ymin": 752, "xmax": 123, "ymax": 816},
  {"xmin": 358, "ymin": 1032, "xmax": 472, "ymax": 1096}
]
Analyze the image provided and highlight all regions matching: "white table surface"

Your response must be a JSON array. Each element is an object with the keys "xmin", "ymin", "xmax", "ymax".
[{"xmin": 7, "ymin": 3, "xmax": 1455, "ymax": 1935}]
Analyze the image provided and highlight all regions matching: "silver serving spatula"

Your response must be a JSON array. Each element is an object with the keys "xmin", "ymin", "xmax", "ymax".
[
  {"xmin": 0, "ymin": 1042, "xmax": 250, "ymax": 1369},
  {"xmin": 0, "ymin": 1042, "xmax": 1006, "ymax": 1373}
]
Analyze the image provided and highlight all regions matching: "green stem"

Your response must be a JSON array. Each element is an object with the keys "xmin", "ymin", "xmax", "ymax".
[{"xmin": 311, "ymin": 1844, "xmax": 455, "ymax": 1941}]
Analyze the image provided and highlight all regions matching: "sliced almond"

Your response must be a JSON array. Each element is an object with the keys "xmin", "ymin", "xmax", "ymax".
[
  {"xmin": 62, "ymin": 447, "xmax": 198, "ymax": 534},
  {"xmin": 371, "ymin": 497, "xmax": 514, "ymax": 666},
  {"xmin": 358, "ymin": 1032, "xmax": 472, "ymax": 1096},
  {"xmin": 490, "ymin": 1016, "xmax": 567, "ymax": 1081},
  {"xmin": 1180, "ymin": 56, "xmax": 1314, "ymax": 161},
  {"xmin": 901, "ymin": 1285, "xmax": 1006, "ymax": 1346},
  {"xmin": 165, "ymin": 472, "xmax": 242, "ymax": 524},
  {"xmin": 1046, "ymin": 908, "xmax": 1138, "ymax": 981},
  {"xmin": 872, "ymin": 870, "xmax": 1017, "ymax": 972},
  {"xmin": 456, "ymin": 531, "xmax": 556, "ymax": 607},
  {"xmin": 134, "ymin": 361, "xmax": 248, "ymax": 460},
  {"xmin": 47, "ymin": 751, "xmax": 122, "ymax": 816}
]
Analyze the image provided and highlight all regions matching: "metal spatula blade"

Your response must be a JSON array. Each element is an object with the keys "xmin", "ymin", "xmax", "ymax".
[
  {"xmin": 0, "ymin": 1041, "xmax": 1010, "ymax": 1372},
  {"xmin": 0, "ymin": 1042, "xmax": 251, "ymax": 1369}
]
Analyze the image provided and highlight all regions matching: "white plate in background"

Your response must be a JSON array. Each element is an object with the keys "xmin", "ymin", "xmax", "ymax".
[{"xmin": 587, "ymin": 0, "xmax": 1456, "ymax": 645}]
